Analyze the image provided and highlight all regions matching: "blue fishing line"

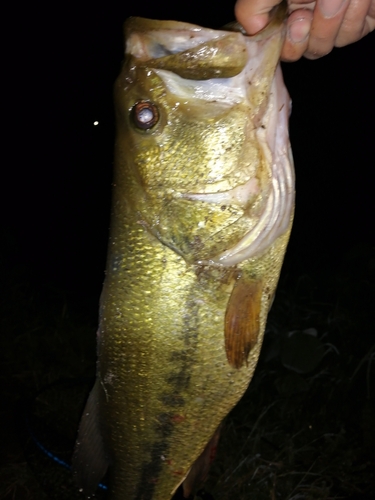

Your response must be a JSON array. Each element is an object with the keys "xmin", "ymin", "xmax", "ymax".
[
  {"xmin": 27, "ymin": 424, "xmax": 108, "ymax": 490},
  {"xmin": 26, "ymin": 416, "xmax": 71, "ymax": 470},
  {"xmin": 25, "ymin": 378, "xmax": 108, "ymax": 491},
  {"xmin": 26, "ymin": 414, "xmax": 108, "ymax": 491}
]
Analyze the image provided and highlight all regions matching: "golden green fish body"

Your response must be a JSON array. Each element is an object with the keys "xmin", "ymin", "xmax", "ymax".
[
  {"xmin": 99, "ymin": 226, "xmax": 291, "ymax": 500},
  {"xmin": 73, "ymin": 6, "xmax": 294, "ymax": 499}
]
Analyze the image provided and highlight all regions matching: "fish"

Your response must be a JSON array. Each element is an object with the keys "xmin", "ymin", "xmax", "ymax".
[{"xmin": 72, "ymin": 3, "xmax": 294, "ymax": 499}]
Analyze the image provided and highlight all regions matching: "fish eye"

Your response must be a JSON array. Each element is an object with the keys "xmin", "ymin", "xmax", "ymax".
[{"xmin": 131, "ymin": 101, "xmax": 159, "ymax": 130}]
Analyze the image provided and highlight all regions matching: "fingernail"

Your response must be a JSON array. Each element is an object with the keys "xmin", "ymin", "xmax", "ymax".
[
  {"xmin": 288, "ymin": 18, "xmax": 310, "ymax": 44},
  {"xmin": 320, "ymin": 0, "xmax": 346, "ymax": 18}
]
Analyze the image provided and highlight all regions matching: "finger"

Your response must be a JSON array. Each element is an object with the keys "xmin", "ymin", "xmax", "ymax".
[
  {"xmin": 336, "ymin": 0, "xmax": 374, "ymax": 46},
  {"xmin": 235, "ymin": 0, "xmax": 282, "ymax": 34},
  {"xmin": 281, "ymin": 8, "xmax": 314, "ymax": 61},
  {"xmin": 303, "ymin": 0, "xmax": 351, "ymax": 59}
]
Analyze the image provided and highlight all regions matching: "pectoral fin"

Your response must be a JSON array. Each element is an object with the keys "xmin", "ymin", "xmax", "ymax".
[
  {"xmin": 72, "ymin": 379, "xmax": 109, "ymax": 496},
  {"xmin": 224, "ymin": 277, "xmax": 262, "ymax": 369}
]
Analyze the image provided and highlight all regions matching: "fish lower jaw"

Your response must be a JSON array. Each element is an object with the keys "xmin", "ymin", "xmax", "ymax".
[
  {"xmin": 179, "ymin": 176, "xmax": 260, "ymax": 209},
  {"xmin": 203, "ymin": 206, "xmax": 293, "ymax": 269}
]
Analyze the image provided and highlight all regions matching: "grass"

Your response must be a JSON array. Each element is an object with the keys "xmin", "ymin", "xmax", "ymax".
[{"xmin": 1, "ymin": 244, "xmax": 374, "ymax": 499}]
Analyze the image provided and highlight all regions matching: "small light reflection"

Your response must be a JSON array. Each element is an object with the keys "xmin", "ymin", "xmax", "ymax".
[{"xmin": 93, "ymin": 120, "xmax": 99, "ymax": 126}]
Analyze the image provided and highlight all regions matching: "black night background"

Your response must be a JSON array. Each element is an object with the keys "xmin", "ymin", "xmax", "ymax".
[{"xmin": 1, "ymin": 1, "xmax": 374, "ymax": 498}]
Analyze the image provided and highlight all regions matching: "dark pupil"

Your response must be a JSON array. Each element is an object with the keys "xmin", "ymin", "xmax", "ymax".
[{"xmin": 132, "ymin": 101, "xmax": 159, "ymax": 130}]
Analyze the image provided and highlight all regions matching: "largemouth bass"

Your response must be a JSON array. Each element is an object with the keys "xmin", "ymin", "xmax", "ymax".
[{"xmin": 73, "ymin": 4, "xmax": 294, "ymax": 499}]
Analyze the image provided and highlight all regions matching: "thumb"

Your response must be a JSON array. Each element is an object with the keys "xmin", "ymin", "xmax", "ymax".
[{"xmin": 235, "ymin": 0, "xmax": 283, "ymax": 34}]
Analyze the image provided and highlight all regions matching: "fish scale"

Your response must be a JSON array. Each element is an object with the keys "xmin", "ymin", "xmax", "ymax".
[
  {"xmin": 73, "ymin": 3, "xmax": 294, "ymax": 498},
  {"xmin": 98, "ymin": 222, "xmax": 290, "ymax": 498},
  {"xmin": 102, "ymin": 234, "xmax": 244, "ymax": 497}
]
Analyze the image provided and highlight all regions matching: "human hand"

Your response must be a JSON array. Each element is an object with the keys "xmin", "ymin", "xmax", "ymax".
[{"xmin": 235, "ymin": 0, "xmax": 375, "ymax": 60}]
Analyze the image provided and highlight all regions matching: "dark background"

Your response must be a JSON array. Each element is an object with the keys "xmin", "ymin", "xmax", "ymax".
[
  {"xmin": 1, "ymin": 1, "xmax": 374, "ymax": 498},
  {"xmin": 4, "ymin": 0, "xmax": 374, "ymax": 301}
]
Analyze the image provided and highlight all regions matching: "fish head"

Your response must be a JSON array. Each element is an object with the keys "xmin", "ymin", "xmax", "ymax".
[{"xmin": 113, "ymin": 8, "xmax": 293, "ymax": 267}]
